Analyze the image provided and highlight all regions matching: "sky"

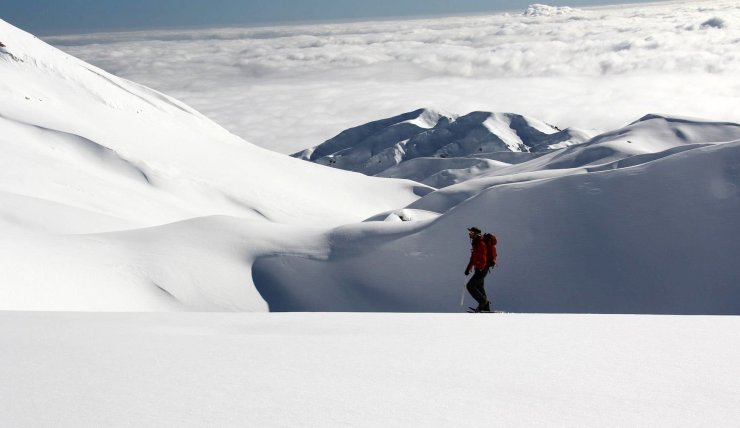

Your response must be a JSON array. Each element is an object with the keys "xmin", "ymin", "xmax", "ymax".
[{"xmin": 7, "ymin": 0, "xmax": 659, "ymax": 35}]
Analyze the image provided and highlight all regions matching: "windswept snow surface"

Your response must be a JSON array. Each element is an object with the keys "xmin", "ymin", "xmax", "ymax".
[{"xmin": 2, "ymin": 312, "xmax": 740, "ymax": 427}]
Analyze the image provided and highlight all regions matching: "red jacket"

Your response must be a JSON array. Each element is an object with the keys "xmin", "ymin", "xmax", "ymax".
[{"xmin": 466, "ymin": 236, "xmax": 487, "ymax": 271}]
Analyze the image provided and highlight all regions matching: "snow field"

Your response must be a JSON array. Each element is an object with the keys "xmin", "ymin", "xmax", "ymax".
[{"xmin": 2, "ymin": 312, "xmax": 739, "ymax": 427}]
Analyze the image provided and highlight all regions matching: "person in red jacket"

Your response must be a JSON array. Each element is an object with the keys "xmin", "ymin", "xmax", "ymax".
[{"xmin": 465, "ymin": 227, "xmax": 490, "ymax": 312}]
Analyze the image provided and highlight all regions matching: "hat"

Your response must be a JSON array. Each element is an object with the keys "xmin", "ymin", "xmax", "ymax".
[{"xmin": 467, "ymin": 227, "xmax": 481, "ymax": 234}]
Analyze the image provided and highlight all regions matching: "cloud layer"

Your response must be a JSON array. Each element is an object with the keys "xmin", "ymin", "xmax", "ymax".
[{"xmin": 46, "ymin": 0, "xmax": 740, "ymax": 153}]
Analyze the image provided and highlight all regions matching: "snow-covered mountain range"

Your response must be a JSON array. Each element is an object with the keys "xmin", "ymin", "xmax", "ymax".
[
  {"xmin": 293, "ymin": 109, "xmax": 595, "ymax": 187},
  {"xmin": 2, "ymin": 17, "xmax": 740, "ymax": 313},
  {"xmin": 294, "ymin": 108, "xmax": 740, "ymax": 188}
]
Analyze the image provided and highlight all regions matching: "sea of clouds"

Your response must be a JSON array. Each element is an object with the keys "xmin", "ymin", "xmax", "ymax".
[{"xmin": 46, "ymin": 0, "xmax": 740, "ymax": 154}]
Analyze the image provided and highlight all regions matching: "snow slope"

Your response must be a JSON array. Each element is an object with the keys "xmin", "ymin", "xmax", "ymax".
[
  {"xmin": 0, "ymin": 19, "xmax": 429, "ymax": 310},
  {"xmin": 3, "ymin": 312, "xmax": 740, "ymax": 427},
  {"xmin": 256, "ymin": 140, "xmax": 740, "ymax": 314},
  {"xmin": 406, "ymin": 114, "xmax": 740, "ymax": 214},
  {"xmin": 0, "ymin": 19, "xmax": 429, "ymax": 230},
  {"xmin": 539, "ymin": 114, "xmax": 740, "ymax": 170}
]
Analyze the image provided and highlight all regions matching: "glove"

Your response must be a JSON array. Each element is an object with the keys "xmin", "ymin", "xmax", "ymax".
[{"xmin": 464, "ymin": 269, "xmax": 470, "ymax": 276}]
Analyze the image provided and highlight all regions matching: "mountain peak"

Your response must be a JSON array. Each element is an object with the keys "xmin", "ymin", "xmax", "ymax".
[{"xmin": 293, "ymin": 109, "xmax": 593, "ymax": 179}]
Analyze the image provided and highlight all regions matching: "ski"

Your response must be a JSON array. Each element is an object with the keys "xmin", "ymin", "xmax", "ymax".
[{"xmin": 466, "ymin": 307, "xmax": 506, "ymax": 313}]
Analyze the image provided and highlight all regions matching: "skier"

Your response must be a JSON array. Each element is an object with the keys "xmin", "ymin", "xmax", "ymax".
[{"xmin": 465, "ymin": 227, "xmax": 490, "ymax": 312}]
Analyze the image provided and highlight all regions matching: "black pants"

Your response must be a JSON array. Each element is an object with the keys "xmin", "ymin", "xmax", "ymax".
[{"xmin": 466, "ymin": 268, "xmax": 489, "ymax": 308}]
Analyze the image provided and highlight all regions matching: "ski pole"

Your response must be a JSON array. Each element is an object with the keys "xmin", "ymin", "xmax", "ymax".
[{"xmin": 460, "ymin": 279, "xmax": 467, "ymax": 306}]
